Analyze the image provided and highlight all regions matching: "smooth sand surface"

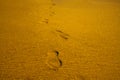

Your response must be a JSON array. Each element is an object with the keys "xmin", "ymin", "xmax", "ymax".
[{"xmin": 0, "ymin": 0, "xmax": 120, "ymax": 80}]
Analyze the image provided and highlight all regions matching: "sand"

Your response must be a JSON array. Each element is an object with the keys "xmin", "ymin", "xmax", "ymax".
[{"xmin": 0, "ymin": 0, "xmax": 120, "ymax": 80}]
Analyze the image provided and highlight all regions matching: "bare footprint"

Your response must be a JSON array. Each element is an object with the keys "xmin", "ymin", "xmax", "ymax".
[
  {"xmin": 49, "ymin": 11, "xmax": 56, "ymax": 16},
  {"xmin": 42, "ymin": 19, "xmax": 49, "ymax": 24},
  {"xmin": 51, "ymin": 0, "xmax": 56, "ymax": 6},
  {"xmin": 46, "ymin": 50, "xmax": 62, "ymax": 71},
  {"xmin": 55, "ymin": 30, "xmax": 70, "ymax": 40}
]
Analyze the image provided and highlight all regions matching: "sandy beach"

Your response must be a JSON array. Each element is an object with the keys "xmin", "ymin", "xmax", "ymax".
[{"xmin": 0, "ymin": 0, "xmax": 120, "ymax": 80}]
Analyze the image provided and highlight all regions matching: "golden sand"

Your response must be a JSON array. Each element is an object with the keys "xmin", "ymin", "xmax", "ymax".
[{"xmin": 0, "ymin": 0, "xmax": 120, "ymax": 80}]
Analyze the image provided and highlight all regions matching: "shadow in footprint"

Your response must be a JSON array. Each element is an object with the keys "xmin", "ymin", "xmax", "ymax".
[
  {"xmin": 42, "ymin": 19, "xmax": 49, "ymax": 24},
  {"xmin": 51, "ymin": 0, "xmax": 56, "ymax": 6},
  {"xmin": 46, "ymin": 50, "xmax": 62, "ymax": 71},
  {"xmin": 55, "ymin": 30, "xmax": 70, "ymax": 40}
]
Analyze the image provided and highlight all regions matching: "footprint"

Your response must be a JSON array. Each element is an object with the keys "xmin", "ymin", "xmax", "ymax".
[
  {"xmin": 42, "ymin": 19, "xmax": 49, "ymax": 24},
  {"xmin": 51, "ymin": 0, "xmax": 56, "ymax": 6},
  {"xmin": 46, "ymin": 50, "xmax": 62, "ymax": 71},
  {"xmin": 55, "ymin": 30, "xmax": 70, "ymax": 40},
  {"xmin": 52, "ymin": 3, "xmax": 56, "ymax": 6},
  {"xmin": 49, "ymin": 11, "xmax": 56, "ymax": 16}
]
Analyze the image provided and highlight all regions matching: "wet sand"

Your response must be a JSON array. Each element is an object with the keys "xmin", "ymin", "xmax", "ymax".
[{"xmin": 0, "ymin": 0, "xmax": 120, "ymax": 80}]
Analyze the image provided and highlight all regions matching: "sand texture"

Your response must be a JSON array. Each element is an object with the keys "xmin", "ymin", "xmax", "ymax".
[{"xmin": 0, "ymin": 0, "xmax": 120, "ymax": 80}]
